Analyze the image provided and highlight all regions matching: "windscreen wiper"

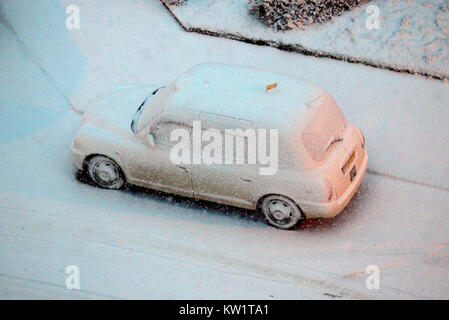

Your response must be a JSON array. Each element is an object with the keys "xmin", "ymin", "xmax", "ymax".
[{"xmin": 325, "ymin": 136, "xmax": 343, "ymax": 152}]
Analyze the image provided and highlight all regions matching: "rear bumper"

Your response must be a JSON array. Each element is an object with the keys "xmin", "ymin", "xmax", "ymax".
[{"xmin": 303, "ymin": 148, "xmax": 368, "ymax": 218}]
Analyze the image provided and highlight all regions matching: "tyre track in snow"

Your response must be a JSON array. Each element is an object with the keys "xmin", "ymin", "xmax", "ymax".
[
  {"xmin": 0, "ymin": 202, "xmax": 373, "ymax": 299},
  {"xmin": 366, "ymin": 169, "xmax": 449, "ymax": 192},
  {"xmin": 0, "ymin": 273, "xmax": 121, "ymax": 300}
]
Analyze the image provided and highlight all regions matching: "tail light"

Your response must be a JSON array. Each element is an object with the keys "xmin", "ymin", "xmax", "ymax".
[{"xmin": 342, "ymin": 151, "xmax": 355, "ymax": 174}]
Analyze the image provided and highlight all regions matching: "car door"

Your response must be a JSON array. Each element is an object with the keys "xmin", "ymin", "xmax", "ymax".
[
  {"xmin": 190, "ymin": 115, "xmax": 258, "ymax": 209},
  {"xmin": 130, "ymin": 116, "xmax": 194, "ymax": 197}
]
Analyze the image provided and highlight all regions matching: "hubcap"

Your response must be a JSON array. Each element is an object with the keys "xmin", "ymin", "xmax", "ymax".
[
  {"xmin": 93, "ymin": 161, "xmax": 120, "ymax": 185},
  {"xmin": 267, "ymin": 199, "xmax": 293, "ymax": 224}
]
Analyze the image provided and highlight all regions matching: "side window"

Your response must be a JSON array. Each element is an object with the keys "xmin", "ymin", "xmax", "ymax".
[
  {"xmin": 195, "ymin": 113, "xmax": 258, "ymax": 165},
  {"xmin": 151, "ymin": 118, "xmax": 192, "ymax": 150}
]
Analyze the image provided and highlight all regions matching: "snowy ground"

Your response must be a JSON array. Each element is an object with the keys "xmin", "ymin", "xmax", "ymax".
[
  {"xmin": 0, "ymin": 0, "xmax": 448, "ymax": 299},
  {"xmin": 164, "ymin": 0, "xmax": 449, "ymax": 80}
]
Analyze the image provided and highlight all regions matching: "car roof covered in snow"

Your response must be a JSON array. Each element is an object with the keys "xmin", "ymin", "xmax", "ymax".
[
  {"xmin": 138, "ymin": 64, "xmax": 326, "ymax": 131},
  {"xmin": 169, "ymin": 64, "xmax": 325, "ymax": 126}
]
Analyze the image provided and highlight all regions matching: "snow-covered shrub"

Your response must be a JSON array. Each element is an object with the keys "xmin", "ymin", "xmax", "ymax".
[
  {"xmin": 162, "ymin": 0, "xmax": 187, "ymax": 6},
  {"xmin": 248, "ymin": 0, "xmax": 369, "ymax": 31},
  {"xmin": 440, "ymin": 0, "xmax": 449, "ymax": 12}
]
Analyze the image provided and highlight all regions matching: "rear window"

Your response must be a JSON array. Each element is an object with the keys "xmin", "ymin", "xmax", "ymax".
[{"xmin": 302, "ymin": 94, "xmax": 346, "ymax": 161}]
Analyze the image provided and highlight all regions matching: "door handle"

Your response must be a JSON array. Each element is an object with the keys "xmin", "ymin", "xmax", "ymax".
[
  {"xmin": 240, "ymin": 177, "xmax": 252, "ymax": 182},
  {"xmin": 176, "ymin": 165, "xmax": 188, "ymax": 171}
]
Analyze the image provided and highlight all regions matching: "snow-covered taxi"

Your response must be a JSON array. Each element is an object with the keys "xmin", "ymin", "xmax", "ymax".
[{"xmin": 71, "ymin": 64, "xmax": 367, "ymax": 229}]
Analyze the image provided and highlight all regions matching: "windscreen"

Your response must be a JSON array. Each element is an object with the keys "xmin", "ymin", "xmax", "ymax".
[{"xmin": 136, "ymin": 84, "xmax": 174, "ymax": 133}]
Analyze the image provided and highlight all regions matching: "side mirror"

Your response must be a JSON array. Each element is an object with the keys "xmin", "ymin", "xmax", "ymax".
[{"xmin": 146, "ymin": 133, "xmax": 156, "ymax": 148}]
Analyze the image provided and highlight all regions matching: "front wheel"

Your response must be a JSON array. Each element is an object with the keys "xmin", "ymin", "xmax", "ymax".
[
  {"xmin": 259, "ymin": 195, "xmax": 303, "ymax": 230},
  {"xmin": 86, "ymin": 155, "xmax": 125, "ymax": 190}
]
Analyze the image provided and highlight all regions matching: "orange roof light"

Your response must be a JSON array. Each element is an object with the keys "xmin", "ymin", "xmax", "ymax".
[{"xmin": 265, "ymin": 82, "xmax": 277, "ymax": 91}]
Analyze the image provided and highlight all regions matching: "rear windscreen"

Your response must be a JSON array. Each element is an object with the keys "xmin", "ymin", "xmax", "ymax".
[{"xmin": 302, "ymin": 94, "xmax": 347, "ymax": 161}]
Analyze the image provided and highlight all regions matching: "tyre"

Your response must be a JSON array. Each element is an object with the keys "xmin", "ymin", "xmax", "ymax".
[
  {"xmin": 259, "ymin": 195, "xmax": 303, "ymax": 230},
  {"xmin": 86, "ymin": 155, "xmax": 125, "ymax": 189}
]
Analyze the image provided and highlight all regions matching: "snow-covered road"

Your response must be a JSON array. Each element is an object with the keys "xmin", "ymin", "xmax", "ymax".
[{"xmin": 0, "ymin": 0, "xmax": 448, "ymax": 299}]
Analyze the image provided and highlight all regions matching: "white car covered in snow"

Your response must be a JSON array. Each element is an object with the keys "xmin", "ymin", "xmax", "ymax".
[{"xmin": 71, "ymin": 64, "xmax": 367, "ymax": 229}]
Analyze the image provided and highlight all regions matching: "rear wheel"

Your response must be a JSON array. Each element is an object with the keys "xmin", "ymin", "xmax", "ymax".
[
  {"xmin": 86, "ymin": 155, "xmax": 125, "ymax": 190},
  {"xmin": 259, "ymin": 195, "xmax": 303, "ymax": 230}
]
